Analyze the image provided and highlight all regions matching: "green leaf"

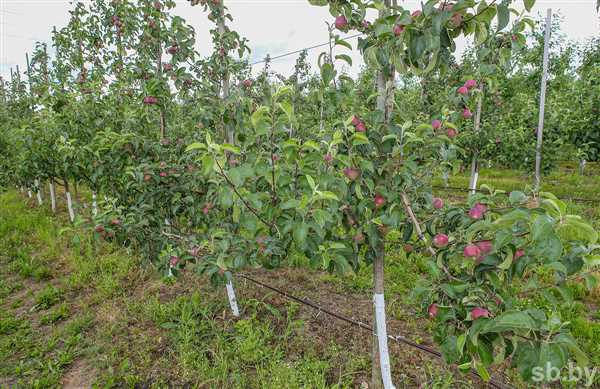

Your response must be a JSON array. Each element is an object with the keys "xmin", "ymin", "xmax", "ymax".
[
  {"xmin": 314, "ymin": 191, "xmax": 339, "ymax": 201},
  {"xmin": 497, "ymin": 250, "xmax": 513, "ymax": 270},
  {"xmin": 335, "ymin": 54, "xmax": 352, "ymax": 66},
  {"xmin": 482, "ymin": 311, "xmax": 538, "ymax": 333},
  {"xmin": 557, "ymin": 216, "xmax": 598, "ymax": 244},
  {"xmin": 512, "ymin": 342, "xmax": 540, "ymax": 382},
  {"xmin": 496, "ymin": 3, "xmax": 510, "ymax": 31},
  {"xmin": 335, "ymin": 37, "xmax": 352, "ymax": 50},
  {"xmin": 352, "ymin": 133, "xmax": 370, "ymax": 146},
  {"xmin": 251, "ymin": 106, "xmax": 271, "ymax": 136},
  {"xmin": 474, "ymin": 361, "xmax": 491, "ymax": 382},
  {"xmin": 280, "ymin": 199, "xmax": 300, "ymax": 210},
  {"xmin": 221, "ymin": 144, "xmax": 240, "ymax": 155},
  {"xmin": 185, "ymin": 142, "xmax": 206, "ymax": 152},
  {"xmin": 553, "ymin": 333, "xmax": 589, "ymax": 366},
  {"xmin": 306, "ymin": 175, "xmax": 316, "ymax": 191},
  {"xmin": 523, "ymin": 0, "xmax": 535, "ymax": 12},
  {"xmin": 320, "ymin": 63, "xmax": 336, "ymax": 86},
  {"xmin": 293, "ymin": 223, "xmax": 309, "ymax": 247},
  {"xmin": 278, "ymin": 101, "xmax": 294, "ymax": 123},
  {"xmin": 302, "ymin": 140, "xmax": 321, "ymax": 151},
  {"xmin": 440, "ymin": 336, "xmax": 460, "ymax": 364},
  {"xmin": 509, "ymin": 191, "xmax": 527, "ymax": 206}
]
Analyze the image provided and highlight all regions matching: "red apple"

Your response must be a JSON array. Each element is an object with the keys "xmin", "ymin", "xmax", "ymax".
[
  {"xmin": 433, "ymin": 233, "xmax": 449, "ymax": 248},
  {"xmin": 432, "ymin": 119, "xmax": 442, "ymax": 130},
  {"xmin": 457, "ymin": 86, "xmax": 469, "ymax": 95},
  {"xmin": 446, "ymin": 128, "xmax": 458, "ymax": 138},
  {"xmin": 463, "ymin": 244, "xmax": 481, "ymax": 258},
  {"xmin": 468, "ymin": 203, "xmax": 487, "ymax": 219},
  {"xmin": 476, "ymin": 240, "xmax": 493, "ymax": 255},
  {"xmin": 335, "ymin": 15, "xmax": 348, "ymax": 30},
  {"xmin": 464, "ymin": 79, "xmax": 477, "ymax": 89},
  {"xmin": 343, "ymin": 167, "xmax": 361, "ymax": 181},
  {"xmin": 374, "ymin": 194, "xmax": 386, "ymax": 209},
  {"xmin": 143, "ymin": 96, "xmax": 158, "ymax": 105},
  {"xmin": 428, "ymin": 303, "xmax": 438, "ymax": 318},
  {"xmin": 393, "ymin": 24, "xmax": 405, "ymax": 36},
  {"xmin": 471, "ymin": 307, "xmax": 491, "ymax": 320},
  {"xmin": 432, "ymin": 197, "xmax": 444, "ymax": 209}
]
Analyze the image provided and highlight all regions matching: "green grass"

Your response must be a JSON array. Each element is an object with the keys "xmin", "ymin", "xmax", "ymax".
[{"xmin": 0, "ymin": 164, "xmax": 598, "ymax": 388}]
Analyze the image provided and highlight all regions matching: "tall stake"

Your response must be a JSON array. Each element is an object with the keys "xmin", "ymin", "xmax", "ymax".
[
  {"xmin": 216, "ymin": 0, "xmax": 239, "ymax": 316},
  {"xmin": 534, "ymin": 9, "xmax": 552, "ymax": 193},
  {"xmin": 468, "ymin": 85, "xmax": 484, "ymax": 194},
  {"xmin": 372, "ymin": 1, "xmax": 395, "ymax": 388},
  {"xmin": 217, "ymin": 1, "xmax": 233, "ymax": 145}
]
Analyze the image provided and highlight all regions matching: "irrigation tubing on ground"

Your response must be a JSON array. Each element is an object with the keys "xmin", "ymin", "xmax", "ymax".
[
  {"xmin": 432, "ymin": 185, "xmax": 600, "ymax": 204},
  {"xmin": 237, "ymin": 273, "xmax": 511, "ymax": 389}
]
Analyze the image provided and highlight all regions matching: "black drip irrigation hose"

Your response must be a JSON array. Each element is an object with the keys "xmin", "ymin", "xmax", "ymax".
[
  {"xmin": 432, "ymin": 185, "xmax": 600, "ymax": 204},
  {"xmin": 237, "ymin": 273, "xmax": 511, "ymax": 389}
]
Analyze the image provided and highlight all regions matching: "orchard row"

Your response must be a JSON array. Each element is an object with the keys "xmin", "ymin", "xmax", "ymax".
[{"xmin": 1, "ymin": 0, "xmax": 599, "ymax": 386}]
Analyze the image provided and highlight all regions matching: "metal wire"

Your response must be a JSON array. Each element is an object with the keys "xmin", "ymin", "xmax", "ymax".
[
  {"xmin": 249, "ymin": 33, "xmax": 363, "ymax": 66},
  {"xmin": 432, "ymin": 185, "xmax": 600, "ymax": 204}
]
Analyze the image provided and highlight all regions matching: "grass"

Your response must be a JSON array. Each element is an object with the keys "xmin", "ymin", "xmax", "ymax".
[{"xmin": 0, "ymin": 164, "xmax": 598, "ymax": 388}]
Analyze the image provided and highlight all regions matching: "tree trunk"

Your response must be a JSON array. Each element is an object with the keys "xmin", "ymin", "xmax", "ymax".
[
  {"xmin": 49, "ymin": 179, "xmax": 56, "ymax": 214},
  {"xmin": 65, "ymin": 179, "xmax": 75, "ymax": 223},
  {"xmin": 372, "ymin": 2, "xmax": 395, "ymax": 388},
  {"xmin": 35, "ymin": 178, "xmax": 43, "ymax": 206},
  {"xmin": 579, "ymin": 159, "xmax": 586, "ymax": 175},
  {"xmin": 468, "ymin": 85, "xmax": 484, "ymax": 194}
]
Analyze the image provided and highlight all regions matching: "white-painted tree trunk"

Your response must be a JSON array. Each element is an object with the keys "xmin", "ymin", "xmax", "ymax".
[
  {"xmin": 27, "ymin": 189, "xmax": 32, "ymax": 198},
  {"xmin": 374, "ymin": 294, "xmax": 395, "ymax": 389},
  {"xmin": 579, "ymin": 159, "xmax": 586, "ymax": 175},
  {"xmin": 92, "ymin": 192, "xmax": 98, "ymax": 216},
  {"xmin": 468, "ymin": 160, "xmax": 479, "ymax": 195},
  {"xmin": 49, "ymin": 181, "xmax": 56, "ymax": 213},
  {"xmin": 226, "ymin": 280, "xmax": 240, "ymax": 317},
  {"xmin": 66, "ymin": 191, "xmax": 75, "ymax": 222},
  {"xmin": 35, "ymin": 179, "xmax": 43, "ymax": 205}
]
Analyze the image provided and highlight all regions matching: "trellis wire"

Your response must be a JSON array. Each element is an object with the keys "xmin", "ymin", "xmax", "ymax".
[
  {"xmin": 432, "ymin": 185, "xmax": 600, "ymax": 204},
  {"xmin": 249, "ymin": 33, "xmax": 363, "ymax": 66}
]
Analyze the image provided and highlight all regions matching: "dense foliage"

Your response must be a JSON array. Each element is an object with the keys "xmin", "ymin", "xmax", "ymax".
[{"xmin": 0, "ymin": 0, "xmax": 599, "ymax": 385}]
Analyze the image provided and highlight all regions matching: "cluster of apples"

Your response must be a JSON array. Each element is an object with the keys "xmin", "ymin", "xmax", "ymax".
[{"xmin": 431, "ymin": 118, "xmax": 457, "ymax": 139}]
